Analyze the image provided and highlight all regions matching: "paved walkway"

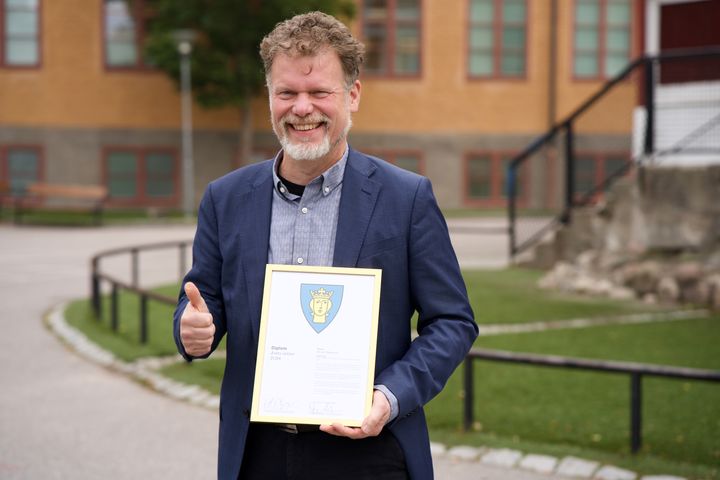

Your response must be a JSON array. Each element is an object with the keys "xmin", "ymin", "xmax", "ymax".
[{"xmin": 0, "ymin": 220, "xmax": 564, "ymax": 479}]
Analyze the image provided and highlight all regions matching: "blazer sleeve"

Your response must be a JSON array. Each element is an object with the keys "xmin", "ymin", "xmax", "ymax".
[
  {"xmin": 173, "ymin": 183, "xmax": 228, "ymax": 361},
  {"xmin": 374, "ymin": 177, "xmax": 478, "ymax": 419}
]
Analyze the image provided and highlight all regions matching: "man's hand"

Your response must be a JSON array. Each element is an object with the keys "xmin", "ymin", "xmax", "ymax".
[
  {"xmin": 319, "ymin": 390, "xmax": 390, "ymax": 439},
  {"xmin": 180, "ymin": 282, "xmax": 215, "ymax": 357}
]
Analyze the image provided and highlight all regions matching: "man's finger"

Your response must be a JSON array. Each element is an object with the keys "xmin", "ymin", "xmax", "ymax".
[
  {"xmin": 184, "ymin": 282, "xmax": 209, "ymax": 313},
  {"xmin": 361, "ymin": 390, "xmax": 390, "ymax": 435},
  {"xmin": 319, "ymin": 423, "xmax": 368, "ymax": 439}
]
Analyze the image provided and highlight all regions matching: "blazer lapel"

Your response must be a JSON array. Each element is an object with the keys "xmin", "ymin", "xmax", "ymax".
[
  {"xmin": 237, "ymin": 165, "xmax": 273, "ymax": 342},
  {"xmin": 333, "ymin": 149, "xmax": 380, "ymax": 267}
]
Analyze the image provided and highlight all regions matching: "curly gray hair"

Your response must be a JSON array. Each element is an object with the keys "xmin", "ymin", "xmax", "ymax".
[{"xmin": 259, "ymin": 11, "xmax": 365, "ymax": 89}]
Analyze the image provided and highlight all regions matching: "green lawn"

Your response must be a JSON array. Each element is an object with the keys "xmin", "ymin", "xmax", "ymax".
[
  {"xmin": 427, "ymin": 317, "xmax": 720, "ymax": 476},
  {"xmin": 65, "ymin": 284, "xmax": 181, "ymax": 361},
  {"xmin": 62, "ymin": 268, "xmax": 720, "ymax": 479},
  {"xmin": 463, "ymin": 269, "xmax": 666, "ymax": 324},
  {"xmin": 1, "ymin": 208, "xmax": 188, "ymax": 226}
]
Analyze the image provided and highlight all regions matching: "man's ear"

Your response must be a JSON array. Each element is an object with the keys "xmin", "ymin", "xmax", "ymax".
[{"xmin": 349, "ymin": 80, "xmax": 361, "ymax": 113}]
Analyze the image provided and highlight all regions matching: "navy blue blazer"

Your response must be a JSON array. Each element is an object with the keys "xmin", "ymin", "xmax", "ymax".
[{"xmin": 174, "ymin": 148, "xmax": 478, "ymax": 479}]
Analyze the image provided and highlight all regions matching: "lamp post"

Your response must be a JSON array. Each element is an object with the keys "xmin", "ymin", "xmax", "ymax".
[{"xmin": 173, "ymin": 29, "xmax": 196, "ymax": 219}]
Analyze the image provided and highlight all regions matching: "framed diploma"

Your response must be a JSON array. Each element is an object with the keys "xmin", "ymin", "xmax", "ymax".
[{"xmin": 250, "ymin": 264, "xmax": 382, "ymax": 427}]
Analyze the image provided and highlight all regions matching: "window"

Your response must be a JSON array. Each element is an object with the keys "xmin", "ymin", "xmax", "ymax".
[
  {"xmin": 468, "ymin": 0, "xmax": 527, "ymax": 78},
  {"xmin": 362, "ymin": 0, "xmax": 421, "ymax": 76},
  {"xmin": 103, "ymin": 0, "xmax": 152, "ymax": 68},
  {"xmin": 392, "ymin": 153, "xmax": 422, "ymax": 174},
  {"xmin": 574, "ymin": 151, "xmax": 630, "ymax": 200},
  {"xmin": 365, "ymin": 151, "xmax": 424, "ymax": 175},
  {"xmin": 467, "ymin": 154, "xmax": 492, "ymax": 200},
  {"xmin": 0, "ymin": 146, "xmax": 42, "ymax": 195},
  {"xmin": 1, "ymin": 0, "xmax": 40, "ymax": 67},
  {"xmin": 104, "ymin": 148, "xmax": 178, "ymax": 206},
  {"xmin": 465, "ymin": 151, "xmax": 524, "ymax": 206},
  {"xmin": 573, "ymin": 0, "xmax": 631, "ymax": 79}
]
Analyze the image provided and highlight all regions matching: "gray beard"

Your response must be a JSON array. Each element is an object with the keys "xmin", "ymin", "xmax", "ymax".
[{"xmin": 276, "ymin": 118, "xmax": 352, "ymax": 162}]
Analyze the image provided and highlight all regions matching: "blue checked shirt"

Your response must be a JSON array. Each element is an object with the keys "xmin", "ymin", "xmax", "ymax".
[{"xmin": 267, "ymin": 146, "xmax": 399, "ymax": 422}]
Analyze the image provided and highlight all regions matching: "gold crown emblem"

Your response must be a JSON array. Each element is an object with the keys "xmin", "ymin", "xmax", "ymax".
[{"xmin": 310, "ymin": 288, "xmax": 333, "ymax": 300}]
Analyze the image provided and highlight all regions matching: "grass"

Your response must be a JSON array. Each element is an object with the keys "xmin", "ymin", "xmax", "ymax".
[
  {"xmin": 1, "ymin": 207, "xmax": 189, "ymax": 226},
  {"xmin": 62, "ymin": 268, "xmax": 720, "ymax": 479},
  {"xmin": 426, "ymin": 317, "xmax": 720, "ymax": 476},
  {"xmin": 65, "ymin": 284, "xmax": 182, "ymax": 361},
  {"xmin": 441, "ymin": 207, "xmax": 555, "ymax": 218},
  {"xmin": 462, "ymin": 269, "xmax": 666, "ymax": 324}
]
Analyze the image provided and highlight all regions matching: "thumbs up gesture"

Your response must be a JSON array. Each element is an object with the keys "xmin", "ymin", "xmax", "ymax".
[{"xmin": 180, "ymin": 282, "xmax": 215, "ymax": 357}]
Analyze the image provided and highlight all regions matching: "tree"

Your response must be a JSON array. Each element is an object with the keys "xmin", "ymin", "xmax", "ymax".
[{"xmin": 141, "ymin": 0, "xmax": 355, "ymax": 167}]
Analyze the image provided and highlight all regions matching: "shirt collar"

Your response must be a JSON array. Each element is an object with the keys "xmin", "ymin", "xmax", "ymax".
[{"xmin": 272, "ymin": 146, "xmax": 348, "ymax": 199}]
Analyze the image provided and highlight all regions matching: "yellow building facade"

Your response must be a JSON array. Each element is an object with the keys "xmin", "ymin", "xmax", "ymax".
[{"xmin": 0, "ymin": 0, "xmax": 643, "ymax": 210}]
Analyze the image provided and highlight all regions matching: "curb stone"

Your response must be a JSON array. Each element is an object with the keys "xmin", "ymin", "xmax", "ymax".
[
  {"xmin": 594, "ymin": 465, "xmax": 638, "ymax": 480},
  {"xmin": 519, "ymin": 454, "xmax": 558, "ymax": 474},
  {"xmin": 45, "ymin": 303, "xmax": 220, "ymax": 412},
  {"xmin": 47, "ymin": 302, "xmax": 689, "ymax": 480},
  {"xmin": 429, "ymin": 442, "xmax": 447, "ymax": 456},
  {"xmin": 557, "ymin": 456, "xmax": 600, "ymax": 478},
  {"xmin": 447, "ymin": 445, "xmax": 483, "ymax": 461},
  {"xmin": 481, "ymin": 448, "xmax": 524, "ymax": 468}
]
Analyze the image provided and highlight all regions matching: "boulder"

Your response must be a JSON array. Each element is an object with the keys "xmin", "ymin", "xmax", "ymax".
[{"xmin": 657, "ymin": 276, "xmax": 680, "ymax": 303}]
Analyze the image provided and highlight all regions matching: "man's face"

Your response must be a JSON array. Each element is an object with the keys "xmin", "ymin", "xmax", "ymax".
[
  {"xmin": 268, "ymin": 49, "xmax": 360, "ymax": 163},
  {"xmin": 311, "ymin": 298, "xmax": 331, "ymax": 316}
]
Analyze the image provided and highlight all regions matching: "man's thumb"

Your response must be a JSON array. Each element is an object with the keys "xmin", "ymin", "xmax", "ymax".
[{"xmin": 184, "ymin": 282, "xmax": 209, "ymax": 313}]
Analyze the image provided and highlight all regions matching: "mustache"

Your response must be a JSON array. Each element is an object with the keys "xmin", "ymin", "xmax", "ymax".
[{"xmin": 281, "ymin": 113, "xmax": 330, "ymax": 127}]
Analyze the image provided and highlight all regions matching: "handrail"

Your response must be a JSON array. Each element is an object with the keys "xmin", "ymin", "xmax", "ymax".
[
  {"xmin": 90, "ymin": 240, "xmax": 192, "ymax": 343},
  {"xmin": 509, "ymin": 46, "xmax": 720, "ymax": 171},
  {"xmin": 463, "ymin": 347, "xmax": 720, "ymax": 454},
  {"xmin": 508, "ymin": 46, "xmax": 720, "ymax": 258}
]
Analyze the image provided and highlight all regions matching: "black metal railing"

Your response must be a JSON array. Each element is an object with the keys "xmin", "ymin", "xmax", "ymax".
[
  {"xmin": 462, "ymin": 347, "xmax": 720, "ymax": 454},
  {"xmin": 90, "ymin": 240, "xmax": 192, "ymax": 343},
  {"xmin": 508, "ymin": 46, "xmax": 720, "ymax": 259}
]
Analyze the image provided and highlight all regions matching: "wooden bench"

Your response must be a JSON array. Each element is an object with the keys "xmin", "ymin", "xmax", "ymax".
[{"xmin": 15, "ymin": 183, "xmax": 109, "ymax": 226}]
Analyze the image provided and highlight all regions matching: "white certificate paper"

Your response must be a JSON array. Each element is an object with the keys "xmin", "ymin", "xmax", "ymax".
[{"xmin": 250, "ymin": 264, "xmax": 382, "ymax": 426}]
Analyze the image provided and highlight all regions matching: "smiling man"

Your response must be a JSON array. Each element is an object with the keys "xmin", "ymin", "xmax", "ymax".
[{"xmin": 174, "ymin": 11, "xmax": 477, "ymax": 480}]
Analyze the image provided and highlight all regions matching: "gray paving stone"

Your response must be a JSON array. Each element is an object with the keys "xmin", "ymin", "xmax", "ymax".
[
  {"xmin": 557, "ymin": 456, "xmax": 600, "ymax": 478},
  {"xmin": 519, "ymin": 454, "xmax": 558, "ymax": 474},
  {"xmin": 594, "ymin": 465, "xmax": 637, "ymax": 480},
  {"xmin": 481, "ymin": 448, "xmax": 523, "ymax": 468},
  {"xmin": 448, "ymin": 445, "xmax": 482, "ymax": 461}
]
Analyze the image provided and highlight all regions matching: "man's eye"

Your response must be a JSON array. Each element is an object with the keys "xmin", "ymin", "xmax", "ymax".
[
  {"xmin": 312, "ymin": 91, "xmax": 331, "ymax": 99},
  {"xmin": 277, "ymin": 91, "xmax": 295, "ymax": 100}
]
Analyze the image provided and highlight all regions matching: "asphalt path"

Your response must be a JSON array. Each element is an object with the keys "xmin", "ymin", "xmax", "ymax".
[{"xmin": 0, "ymin": 221, "xmax": 558, "ymax": 480}]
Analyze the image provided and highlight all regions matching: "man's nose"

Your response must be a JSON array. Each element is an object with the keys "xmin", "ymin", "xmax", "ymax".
[{"xmin": 292, "ymin": 92, "xmax": 314, "ymax": 117}]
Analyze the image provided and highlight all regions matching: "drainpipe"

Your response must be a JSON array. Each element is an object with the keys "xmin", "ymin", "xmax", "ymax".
[
  {"xmin": 548, "ymin": 0, "xmax": 559, "ymax": 210},
  {"xmin": 548, "ymin": 0, "xmax": 558, "ymax": 129}
]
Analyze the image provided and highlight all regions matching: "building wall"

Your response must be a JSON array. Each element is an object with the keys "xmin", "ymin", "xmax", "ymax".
[
  {"xmin": 353, "ymin": 1, "xmax": 552, "ymax": 135},
  {"xmin": 0, "ymin": 0, "xmax": 642, "ymax": 210}
]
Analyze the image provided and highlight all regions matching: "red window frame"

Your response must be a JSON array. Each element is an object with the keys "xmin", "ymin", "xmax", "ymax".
[
  {"xmin": 464, "ymin": 151, "xmax": 527, "ymax": 207},
  {"xmin": 0, "ymin": 145, "xmax": 45, "ymax": 196},
  {"xmin": 573, "ymin": 150, "xmax": 631, "ymax": 201},
  {"xmin": 102, "ymin": 147, "xmax": 180, "ymax": 207},
  {"xmin": 102, "ymin": 0, "xmax": 154, "ymax": 71},
  {"xmin": 0, "ymin": 0, "xmax": 42, "ymax": 69},
  {"xmin": 467, "ymin": 0, "xmax": 529, "ymax": 80},
  {"xmin": 365, "ymin": 149, "xmax": 425, "ymax": 175},
  {"xmin": 360, "ymin": 0, "xmax": 423, "ymax": 78},
  {"xmin": 572, "ymin": 0, "xmax": 632, "ymax": 81}
]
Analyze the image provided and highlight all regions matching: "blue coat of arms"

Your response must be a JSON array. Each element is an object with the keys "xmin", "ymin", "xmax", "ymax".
[{"xmin": 300, "ymin": 284, "xmax": 344, "ymax": 333}]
